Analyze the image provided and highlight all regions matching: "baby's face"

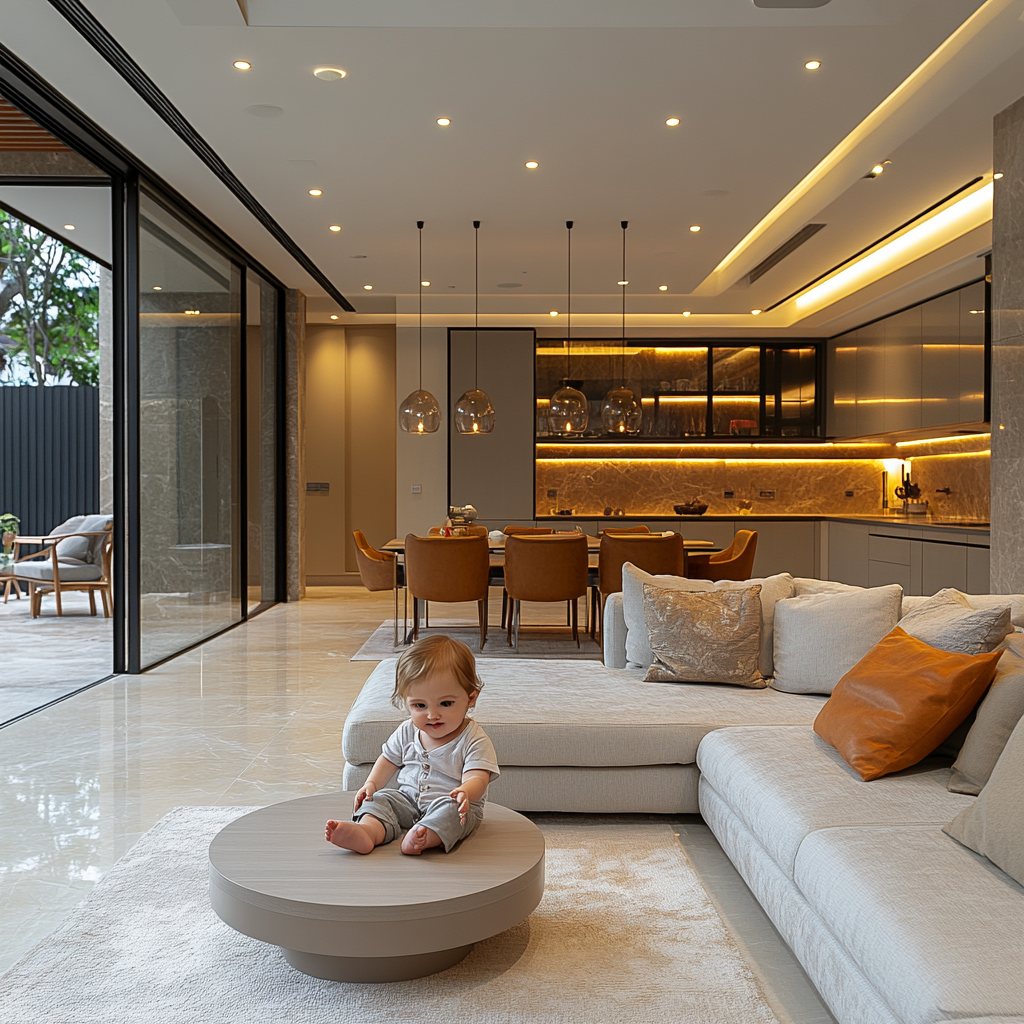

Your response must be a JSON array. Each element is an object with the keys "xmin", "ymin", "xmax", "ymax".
[{"xmin": 404, "ymin": 671, "xmax": 476, "ymax": 744}]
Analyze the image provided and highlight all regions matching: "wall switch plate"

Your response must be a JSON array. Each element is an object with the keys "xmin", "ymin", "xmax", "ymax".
[
  {"xmin": 547, "ymin": 489, "xmax": 558, "ymax": 499},
  {"xmin": 845, "ymin": 490, "xmax": 855, "ymax": 498},
  {"xmin": 759, "ymin": 490, "xmax": 776, "ymax": 499},
  {"xmin": 411, "ymin": 485, "xmax": 422, "ymax": 494},
  {"xmin": 723, "ymin": 490, "xmax": 734, "ymax": 499}
]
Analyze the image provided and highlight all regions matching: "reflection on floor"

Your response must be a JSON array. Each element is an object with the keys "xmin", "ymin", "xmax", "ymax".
[
  {"xmin": 1, "ymin": 590, "xmax": 112, "ymax": 724},
  {"xmin": 0, "ymin": 587, "xmax": 835, "ymax": 1023}
]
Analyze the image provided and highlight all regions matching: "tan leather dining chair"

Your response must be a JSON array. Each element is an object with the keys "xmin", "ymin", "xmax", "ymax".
[
  {"xmin": 686, "ymin": 529, "xmax": 758, "ymax": 582},
  {"xmin": 404, "ymin": 534, "xmax": 491, "ymax": 650},
  {"xmin": 591, "ymin": 532, "xmax": 685, "ymax": 637},
  {"xmin": 353, "ymin": 531, "xmax": 404, "ymax": 646},
  {"xmin": 499, "ymin": 527, "xmax": 553, "ymax": 627},
  {"xmin": 503, "ymin": 534, "xmax": 588, "ymax": 650}
]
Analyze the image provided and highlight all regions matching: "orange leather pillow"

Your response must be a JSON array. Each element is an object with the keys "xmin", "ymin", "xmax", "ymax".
[{"xmin": 814, "ymin": 627, "xmax": 1003, "ymax": 781}]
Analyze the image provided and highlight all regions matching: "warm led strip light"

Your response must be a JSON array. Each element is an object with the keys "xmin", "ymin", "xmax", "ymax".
[
  {"xmin": 895, "ymin": 432, "xmax": 990, "ymax": 447},
  {"xmin": 794, "ymin": 183, "xmax": 993, "ymax": 315}
]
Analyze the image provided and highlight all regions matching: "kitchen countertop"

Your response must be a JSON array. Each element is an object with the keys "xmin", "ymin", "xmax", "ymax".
[{"xmin": 536, "ymin": 513, "xmax": 989, "ymax": 531}]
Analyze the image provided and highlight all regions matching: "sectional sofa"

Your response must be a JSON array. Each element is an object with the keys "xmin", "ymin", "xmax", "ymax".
[{"xmin": 342, "ymin": 576, "xmax": 1024, "ymax": 1024}]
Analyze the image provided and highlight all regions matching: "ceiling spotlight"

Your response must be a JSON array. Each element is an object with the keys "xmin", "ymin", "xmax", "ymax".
[
  {"xmin": 436, "ymin": 117, "xmax": 451, "ymax": 126},
  {"xmin": 330, "ymin": 314, "xmax": 339, "ymax": 320},
  {"xmin": 329, "ymin": 224, "xmax": 342, "ymax": 232},
  {"xmin": 689, "ymin": 225, "xmax": 701, "ymax": 233},
  {"xmin": 866, "ymin": 161, "xmax": 890, "ymax": 178},
  {"xmin": 681, "ymin": 310, "xmax": 691, "ymax": 317},
  {"xmin": 994, "ymin": 172, "xmax": 1004, "ymax": 179},
  {"xmin": 313, "ymin": 67, "xmax": 346, "ymax": 80},
  {"xmin": 665, "ymin": 117, "xmax": 680, "ymax": 127},
  {"xmin": 63, "ymin": 224, "xmax": 75, "ymax": 231},
  {"xmin": 308, "ymin": 188, "xmax": 323, "ymax": 196},
  {"xmin": 617, "ymin": 280, "xmax": 628, "ymax": 286},
  {"xmin": 751, "ymin": 309, "xmax": 762, "ymax": 315},
  {"xmin": 969, "ymin": 309, "xmax": 983, "ymax": 314},
  {"xmin": 549, "ymin": 310, "xmax": 559, "ymax": 317},
  {"xmin": 659, "ymin": 285, "xmax": 668, "ymax": 291},
  {"xmin": 421, "ymin": 281, "xmax": 431, "ymax": 287},
  {"xmin": 184, "ymin": 309, "xmax": 200, "ymax": 315},
  {"xmin": 363, "ymin": 284, "xmax": 373, "ymax": 290},
  {"xmin": 525, "ymin": 161, "xmax": 539, "ymax": 169},
  {"xmin": 233, "ymin": 60, "xmax": 251, "ymax": 70},
  {"xmin": 152, "ymin": 286, "xmax": 162, "ymax": 291},
  {"xmin": 804, "ymin": 60, "xmax": 821, "ymax": 70}
]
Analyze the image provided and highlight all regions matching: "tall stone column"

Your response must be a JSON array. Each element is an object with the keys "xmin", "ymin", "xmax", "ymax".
[
  {"xmin": 990, "ymin": 97, "xmax": 1024, "ymax": 594},
  {"xmin": 284, "ymin": 290, "xmax": 307, "ymax": 600}
]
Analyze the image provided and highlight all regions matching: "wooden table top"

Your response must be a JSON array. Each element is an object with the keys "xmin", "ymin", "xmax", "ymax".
[{"xmin": 382, "ymin": 534, "xmax": 716, "ymax": 553}]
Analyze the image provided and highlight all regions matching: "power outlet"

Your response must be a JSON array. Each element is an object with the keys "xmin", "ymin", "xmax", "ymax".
[
  {"xmin": 411, "ymin": 485, "xmax": 422, "ymax": 494},
  {"xmin": 845, "ymin": 490, "xmax": 855, "ymax": 498},
  {"xmin": 547, "ymin": 489, "xmax": 558, "ymax": 500},
  {"xmin": 759, "ymin": 489, "xmax": 776, "ymax": 500},
  {"xmin": 723, "ymin": 490, "xmax": 734, "ymax": 499}
]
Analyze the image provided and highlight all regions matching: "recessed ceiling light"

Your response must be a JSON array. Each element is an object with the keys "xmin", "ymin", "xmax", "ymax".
[
  {"xmin": 363, "ymin": 284, "xmax": 373, "ymax": 290},
  {"xmin": 659, "ymin": 285, "xmax": 668, "ymax": 291},
  {"xmin": 665, "ymin": 117, "xmax": 680, "ymax": 127},
  {"xmin": 152, "ymin": 286, "xmax": 162, "ymax": 291},
  {"xmin": 681, "ymin": 310, "xmax": 692, "ymax": 317},
  {"xmin": 689, "ymin": 225, "xmax": 701, "ymax": 233},
  {"xmin": 329, "ymin": 224, "xmax": 342, "ymax": 232},
  {"xmin": 969, "ymin": 309, "xmax": 983, "ymax": 314},
  {"xmin": 313, "ymin": 67, "xmax": 346, "ymax": 80},
  {"xmin": 804, "ymin": 60, "xmax": 821, "ymax": 70},
  {"xmin": 308, "ymin": 188, "xmax": 323, "ymax": 196},
  {"xmin": 525, "ymin": 161, "xmax": 539, "ymax": 169},
  {"xmin": 866, "ymin": 161, "xmax": 890, "ymax": 178},
  {"xmin": 617, "ymin": 280, "xmax": 628, "ymax": 286},
  {"xmin": 436, "ymin": 117, "xmax": 451, "ymax": 126},
  {"xmin": 994, "ymin": 172, "xmax": 1004, "ymax": 179},
  {"xmin": 233, "ymin": 60, "xmax": 251, "ymax": 71},
  {"xmin": 63, "ymin": 224, "xmax": 75, "ymax": 231},
  {"xmin": 421, "ymin": 281, "xmax": 431, "ymax": 287},
  {"xmin": 330, "ymin": 314, "xmax": 339, "ymax": 320},
  {"xmin": 350, "ymin": 254, "xmax": 366, "ymax": 259},
  {"xmin": 184, "ymin": 309, "xmax": 200, "ymax": 315},
  {"xmin": 751, "ymin": 309, "xmax": 762, "ymax": 315},
  {"xmin": 549, "ymin": 310, "xmax": 559, "ymax": 316}
]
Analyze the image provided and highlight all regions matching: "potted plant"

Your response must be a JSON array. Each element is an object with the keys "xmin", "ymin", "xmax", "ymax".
[{"xmin": 1, "ymin": 513, "xmax": 20, "ymax": 559}]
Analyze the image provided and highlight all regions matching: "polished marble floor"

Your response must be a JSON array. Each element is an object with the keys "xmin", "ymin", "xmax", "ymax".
[{"xmin": 0, "ymin": 587, "xmax": 835, "ymax": 1023}]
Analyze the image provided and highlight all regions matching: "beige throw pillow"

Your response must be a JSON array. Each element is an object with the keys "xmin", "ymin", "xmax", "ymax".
[
  {"xmin": 622, "ymin": 564, "xmax": 794, "ymax": 677},
  {"xmin": 643, "ymin": 583, "xmax": 766, "ymax": 688},
  {"xmin": 899, "ymin": 591, "xmax": 1012, "ymax": 656},
  {"xmin": 950, "ymin": 634, "xmax": 1024, "ymax": 794},
  {"xmin": 944, "ymin": 714, "xmax": 1024, "ymax": 887}
]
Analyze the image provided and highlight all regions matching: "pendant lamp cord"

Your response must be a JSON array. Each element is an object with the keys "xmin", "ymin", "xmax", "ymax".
[
  {"xmin": 566, "ymin": 220, "xmax": 573, "ymax": 380},
  {"xmin": 621, "ymin": 220, "xmax": 628, "ymax": 386},
  {"xmin": 417, "ymin": 220, "xmax": 424, "ymax": 390},
  {"xmin": 473, "ymin": 220, "xmax": 480, "ymax": 390}
]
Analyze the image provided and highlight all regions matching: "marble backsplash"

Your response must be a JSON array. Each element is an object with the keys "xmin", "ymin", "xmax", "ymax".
[{"xmin": 906, "ymin": 451, "xmax": 990, "ymax": 521}]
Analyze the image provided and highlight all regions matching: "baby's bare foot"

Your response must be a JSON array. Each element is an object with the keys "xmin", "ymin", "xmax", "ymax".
[
  {"xmin": 401, "ymin": 825, "xmax": 442, "ymax": 856},
  {"xmin": 325, "ymin": 819, "xmax": 376, "ymax": 854}
]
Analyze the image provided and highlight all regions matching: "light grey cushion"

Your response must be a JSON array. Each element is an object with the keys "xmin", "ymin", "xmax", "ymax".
[
  {"xmin": 78, "ymin": 514, "xmax": 112, "ymax": 564},
  {"xmin": 771, "ymin": 584, "xmax": 903, "ymax": 695},
  {"xmin": 950, "ymin": 634, "xmax": 1024, "ymax": 794},
  {"xmin": 643, "ymin": 583, "xmax": 766, "ymax": 688},
  {"xmin": 15, "ymin": 561, "xmax": 103, "ymax": 582},
  {"xmin": 622, "ymin": 564, "xmax": 794, "ymax": 677},
  {"xmin": 51, "ymin": 516, "xmax": 88, "ymax": 563},
  {"xmin": 343, "ymin": 658, "xmax": 823, "ymax": 769},
  {"xmin": 902, "ymin": 590, "xmax": 1024, "ymax": 629},
  {"xmin": 899, "ymin": 590, "xmax": 1013, "ymax": 655},
  {"xmin": 793, "ymin": 578, "xmax": 864, "ymax": 596},
  {"xmin": 945, "ymin": 715, "xmax": 1024, "ymax": 887}
]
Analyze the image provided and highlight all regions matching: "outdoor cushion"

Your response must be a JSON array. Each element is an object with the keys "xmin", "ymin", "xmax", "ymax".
[
  {"xmin": 343, "ymin": 658, "xmax": 823, "ymax": 769},
  {"xmin": 696, "ymin": 725, "xmax": 973, "ymax": 879},
  {"xmin": 793, "ymin": 824, "xmax": 1024, "ymax": 1024},
  {"xmin": 14, "ymin": 562, "xmax": 103, "ymax": 582},
  {"xmin": 51, "ymin": 516, "xmax": 88, "ymax": 563}
]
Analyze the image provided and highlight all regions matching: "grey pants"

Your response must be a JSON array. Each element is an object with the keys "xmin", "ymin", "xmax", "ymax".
[{"xmin": 354, "ymin": 788, "xmax": 481, "ymax": 852}]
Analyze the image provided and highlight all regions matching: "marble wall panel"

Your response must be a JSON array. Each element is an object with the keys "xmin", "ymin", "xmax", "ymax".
[{"xmin": 906, "ymin": 452, "xmax": 990, "ymax": 522}]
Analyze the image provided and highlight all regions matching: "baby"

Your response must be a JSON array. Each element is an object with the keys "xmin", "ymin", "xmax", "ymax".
[{"xmin": 325, "ymin": 634, "xmax": 499, "ymax": 856}]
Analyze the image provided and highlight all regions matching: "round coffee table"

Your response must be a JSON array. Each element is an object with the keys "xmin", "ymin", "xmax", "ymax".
[{"xmin": 209, "ymin": 792, "xmax": 545, "ymax": 983}]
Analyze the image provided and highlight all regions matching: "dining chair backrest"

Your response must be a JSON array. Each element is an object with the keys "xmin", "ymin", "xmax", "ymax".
[
  {"xmin": 404, "ymin": 534, "xmax": 490, "ymax": 602},
  {"xmin": 598, "ymin": 533, "xmax": 685, "ymax": 595},
  {"xmin": 353, "ymin": 530, "xmax": 397, "ymax": 592},
  {"xmin": 504, "ymin": 534, "xmax": 588, "ymax": 603},
  {"xmin": 503, "ymin": 526, "xmax": 554, "ymax": 536},
  {"xmin": 690, "ymin": 529, "xmax": 758, "ymax": 581},
  {"xmin": 601, "ymin": 525, "xmax": 651, "ymax": 535}
]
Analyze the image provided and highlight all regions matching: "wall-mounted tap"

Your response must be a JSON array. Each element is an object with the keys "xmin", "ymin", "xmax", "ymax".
[{"xmin": 935, "ymin": 487, "xmax": 952, "ymax": 495}]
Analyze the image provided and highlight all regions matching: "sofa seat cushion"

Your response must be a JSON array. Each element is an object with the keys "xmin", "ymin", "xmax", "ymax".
[
  {"xmin": 696, "ymin": 726, "xmax": 975, "ymax": 878},
  {"xmin": 14, "ymin": 561, "xmax": 103, "ymax": 582},
  {"xmin": 343, "ymin": 658, "xmax": 824, "ymax": 769},
  {"xmin": 794, "ymin": 824, "xmax": 1024, "ymax": 1024}
]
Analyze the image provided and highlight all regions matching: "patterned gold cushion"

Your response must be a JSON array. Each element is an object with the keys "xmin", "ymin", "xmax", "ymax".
[{"xmin": 643, "ymin": 583, "xmax": 766, "ymax": 688}]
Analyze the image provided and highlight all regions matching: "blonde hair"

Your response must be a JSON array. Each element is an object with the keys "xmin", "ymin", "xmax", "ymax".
[{"xmin": 392, "ymin": 634, "xmax": 483, "ymax": 709}]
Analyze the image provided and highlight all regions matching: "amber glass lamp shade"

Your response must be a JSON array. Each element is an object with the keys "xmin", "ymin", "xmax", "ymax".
[
  {"xmin": 454, "ymin": 388, "xmax": 495, "ymax": 434},
  {"xmin": 600, "ymin": 385, "xmax": 643, "ymax": 435},
  {"xmin": 399, "ymin": 388, "xmax": 441, "ymax": 434},
  {"xmin": 548, "ymin": 385, "xmax": 589, "ymax": 435}
]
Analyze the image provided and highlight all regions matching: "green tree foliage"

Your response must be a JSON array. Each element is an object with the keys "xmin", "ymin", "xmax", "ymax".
[{"xmin": 0, "ymin": 208, "xmax": 100, "ymax": 386}]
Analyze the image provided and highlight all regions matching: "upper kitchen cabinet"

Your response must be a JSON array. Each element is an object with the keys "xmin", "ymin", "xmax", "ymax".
[{"xmin": 826, "ymin": 278, "xmax": 987, "ymax": 438}]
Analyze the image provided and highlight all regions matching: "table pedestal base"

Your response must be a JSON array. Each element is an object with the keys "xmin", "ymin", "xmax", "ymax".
[{"xmin": 282, "ymin": 943, "xmax": 474, "ymax": 982}]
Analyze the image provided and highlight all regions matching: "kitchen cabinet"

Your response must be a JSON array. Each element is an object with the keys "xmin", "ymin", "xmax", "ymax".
[{"xmin": 828, "ymin": 522, "xmax": 871, "ymax": 587}]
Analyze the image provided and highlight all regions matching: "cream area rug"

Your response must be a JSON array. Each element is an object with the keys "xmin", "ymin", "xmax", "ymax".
[
  {"xmin": 352, "ymin": 618, "xmax": 603, "ymax": 661},
  {"xmin": 1, "ymin": 807, "xmax": 785, "ymax": 1024}
]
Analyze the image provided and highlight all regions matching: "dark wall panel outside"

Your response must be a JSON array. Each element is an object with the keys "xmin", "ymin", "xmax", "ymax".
[{"xmin": 0, "ymin": 385, "xmax": 99, "ymax": 537}]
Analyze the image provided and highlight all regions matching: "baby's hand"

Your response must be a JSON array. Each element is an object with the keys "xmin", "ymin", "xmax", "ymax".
[
  {"xmin": 354, "ymin": 783, "xmax": 376, "ymax": 812},
  {"xmin": 450, "ymin": 786, "xmax": 469, "ymax": 825}
]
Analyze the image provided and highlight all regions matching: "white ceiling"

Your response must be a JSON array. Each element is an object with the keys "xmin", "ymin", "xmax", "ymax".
[{"xmin": 3, "ymin": 0, "xmax": 1024, "ymax": 334}]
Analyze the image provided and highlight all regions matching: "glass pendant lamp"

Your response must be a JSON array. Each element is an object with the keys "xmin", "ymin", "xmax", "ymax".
[
  {"xmin": 454, "ymin": 220, "xmax": 496, "ymax": 434},
  {"xmin": 399, "ymin": 221, "xmax": 441, "ymax": 434},
  {"xmin": 548, "ymin": 220, "xmax": 590, "ymax": 436},
  {"xmin": 601, "ymin": 221, "xmax": 643, "ymax": 435}
]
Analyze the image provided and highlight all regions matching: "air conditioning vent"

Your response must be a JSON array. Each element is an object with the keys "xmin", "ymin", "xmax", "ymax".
[{"xmin": 748, "ymin": 223, "xmax": 826, "ymax": 284}]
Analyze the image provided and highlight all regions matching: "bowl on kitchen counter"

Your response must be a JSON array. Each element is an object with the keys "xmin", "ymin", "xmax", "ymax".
[{"xmin": 674, "ymin": 501, "xmax": 708, "ymax": 516}]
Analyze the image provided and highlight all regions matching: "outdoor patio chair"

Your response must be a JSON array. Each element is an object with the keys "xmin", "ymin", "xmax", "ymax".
[{"xmin": 10, "ymin": 515, "xmax": 114, "ymax": 618}]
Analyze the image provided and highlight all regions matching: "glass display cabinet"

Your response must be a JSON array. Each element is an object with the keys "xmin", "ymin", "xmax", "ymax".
[{"xmin": 535, "ymin": 341, "xmax": 821, "ymax": 441}]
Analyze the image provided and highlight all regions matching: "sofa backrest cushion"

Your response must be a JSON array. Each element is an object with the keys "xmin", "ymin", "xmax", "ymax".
[
  {"xmin": 51, "ymin": 516, "xmax": 88, "ymax": 563},
  {"xmin": 814, "ymin": 626, "xmax": 1003, "ymax": 781},
  {"xmin": 902, "ymin": 589, "xmax": 1024, "ymax": 629},
  {"xmin": 950, "ymin": 633, "xmax": 1024, "ymax": 794},
  {"xmin": 945, "ymin": 713, "xmax": 1024, "ymax": 886},
  {"xmin": 621, "ymin": 564, "xmax": 794, "ymax": 678},
  {"xmin": 899, "ymin": 590, "xmax": 1013, "ymax": 656},
  {"xmin": 771, "ymin": 584, "xmax": 903, "ymax": 695}
]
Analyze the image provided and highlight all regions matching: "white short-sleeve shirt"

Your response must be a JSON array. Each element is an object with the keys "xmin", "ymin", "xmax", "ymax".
[{"xmin": 381, "ymin": 718, "xmax": 500, "ymax": 811}]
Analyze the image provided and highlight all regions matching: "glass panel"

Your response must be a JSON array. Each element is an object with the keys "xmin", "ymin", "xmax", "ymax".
[
  {"xmin": 712, "ymin": 347, "xmax": 759, "ymax": 393},
  {"xmin": 711, "ymin": 396, "xmax": 761, "ymax": 435},
  {"xmin": 138, "ymin": 192, "xmax": 241, "ymax": 667},
  {"xmin": 959, "ymin": 281, "xmax": 985, "ymax": 423},
  {"xmin": 921, "ymin": 291, "xmax": 959, "ymax": 427},
  {"xmin": 779, "ymin": 348, "xmax": 818, "ymax": 437},
  {"xmin": 883, "ymin": 305, "xmax": 921, "ymax": 432},
  {"xmin": 712, "ymin": 347, "xmax": 760, "ymax": 435},
  {"xmin": 245, "ymin": 270, "xmax": 278, "ymax": 613}
]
